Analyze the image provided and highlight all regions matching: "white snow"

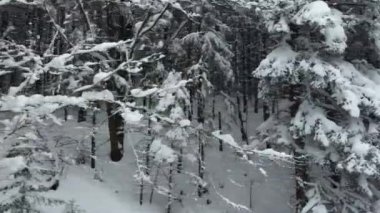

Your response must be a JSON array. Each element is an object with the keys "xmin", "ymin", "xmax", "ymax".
[
  {"xmin": 121, "ymin": 107, "xmax": 144, "ymax": 124},
  {"xmin": 254, "ymin": 43, "xmax": 298, "ymax": 79},
  {"xmin": 0, "ymin": 0, "xmax": 43, "ymax": 5},
  {"xmin": 45, "ymin": 53, "xmax": 73, "ymax": 70},
  {"xmin": 292, "ymin": 1, "xmax": 331, "ymax": 25},
  {"xmin": 149, "ymin": 138, "xmax": 177, "ymax": 163},
  {"xmin": 292, "ymin": 0, "xmax": 347, "ymax": 54},
  {"xmin": 42, "ymin": 167, "xmax": 160, "ymax": 213},
  {"xmin": 252, "ymin": 149, "xmax": 292, "ymax": 160},
  {"xmin": 75, "ymin": 41, "xmax": 126, "ymax": 54},
  {"xmin": 311, "ymin": 204, "xmax": 328, "ymax": 213},
  {"xmin": 0, "ymin": 95, "xmax": 87, "ymax": 113},
  {"xmin": 291, "ymin": 101, "xmax": 346, "ymax": 147},
  {"xmin": 351, "ymin": 135, "xmax": 371, "ymax": 156},
  {"xmin": 0, "ymin": 156, "xmax": 26, "ymax": 179},
  {"xmin": 131, "ymin": 88, "xmax": 158, "ymax": 98},
  {"xmin": 212, "ymin": 130, "xmax": 241, "ymax": 149},
  {"xmin": 93, "ymin": 72, "xmax": 111, "ymax": 84},
  {"xmin": 82, "ymin": 90, "xmax": 114, "ymax": 102},
  {"xmin": 259, "ymin": 168, "xmax": 268, "ymax": 177},
  {"xmin": 179, "ymin": 119, "xmax": 191, "ymax": 127}
]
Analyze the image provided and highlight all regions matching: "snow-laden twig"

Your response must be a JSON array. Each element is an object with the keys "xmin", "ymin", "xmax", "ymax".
[
  {"xmin": 75, "ymin": 0, "xmax": 95, "ymax": 38},
  {"xmin": 209, "ymin": 177, "xmax": 253, "ymax": 212},
  {"xmin": 44, "ymin": 30, "xmax": 59, "ymax": 56},
  {"xmin": 43, "ymin": 1, "xmax": 73, "ymax": 47},
  {"xmin": 129, "ymin": 3, "xmax": 171, "ymax": 59}
]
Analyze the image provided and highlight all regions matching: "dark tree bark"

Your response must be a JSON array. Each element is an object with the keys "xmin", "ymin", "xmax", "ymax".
[
  {"xmin": 212, "ymin": 95, "xmax": 216, "ymax": 120},
  {"xmin": 106, "ymin": 102, "xmax": 124, "ymax": 162},
  {"xmin": 149, "ymin": 164, "xmax": 160, "ymax": 204},
  {"xmin": 141, "ymin": 97, "xmax": 152, "ymax": 205},
  {"xmin": 237, "ymin": 95, "xmax": 248, "ymax": 144},
  {"xmin": 249, "ymin": 179, "xmax": 254, "ymax": 210},
  {"xmin": 218, "ymin": 112, "xmax": 223, "ymax": 152},
  {"xmin": 197, "ymin": 133, "xmax": 205, "ymax": 197},
  {"xmin": 167, "ymin": 142, "xmax": 174, "ymax": 213},
  {"xmin": 91, "ymin": 110, "xmax": 96, "ymax": 169},
  {"xmin": 177, "ymin": 148, "xmax": 183, "ymax": 173},
  {"xmin": 263, "ymin": 102, "xmax": 270, "ymax": 121},
  {"xmin": 77, "ymin": 108, "xmax": 87, "ymax": 123},
  {"xmin": 254, "ymin": 78, "xmax": 259, "ymax": 114}
]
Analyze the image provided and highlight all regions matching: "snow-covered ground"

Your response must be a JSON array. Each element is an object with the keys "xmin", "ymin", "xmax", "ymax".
[{"xmin": 1, "ymin": 97, "xmax": 295, "ymax": 213}]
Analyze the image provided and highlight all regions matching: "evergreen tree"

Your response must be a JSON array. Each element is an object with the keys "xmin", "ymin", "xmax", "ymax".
[
  {"xmin": 0, "ymin": 132, "xmax": 63, "ymax": 212},
  {"xmin": 253, "ymin": 0, "xmax": 380, "ymax": 212}
]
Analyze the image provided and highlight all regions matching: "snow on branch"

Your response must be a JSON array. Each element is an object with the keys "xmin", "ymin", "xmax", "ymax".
[
  {"xmin": 212, "ymin": 130, "xmax": 241, "ymax": 150},
  {"xmin": 0, "ymin": 90, "xmax": 114, "ymax": 114},
  {"xmin": 292, "ymin": 0, "xmax": 347, "ymax": 54},
  {"xmin": 0, "ymin": 0, "xmax": 43, "ymax": 6},
  {"xmin": 212, "ymin": 130, "xmax": 294, "ymax": 164},
  {"xmin": 210, "ymin": 177, "xmax": 253, "ymax": 212},
  {"xmin": 251, "ymin": 149, "xmax": 293, "ymax": 161}
]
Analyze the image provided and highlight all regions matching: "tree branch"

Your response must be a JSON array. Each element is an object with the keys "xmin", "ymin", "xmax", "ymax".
[
  {"xmin": 129, "ymin": 3, "xmax": 171, "ymax": 59},
  {"xmin": 43, "ymin": 1, "xmax": 73, "ymax": 48}
]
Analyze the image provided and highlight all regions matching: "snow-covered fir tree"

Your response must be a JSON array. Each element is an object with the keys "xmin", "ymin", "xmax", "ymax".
[{"xmin": 253, "ymin": 0, "xmax": 380, "ymax": 212}]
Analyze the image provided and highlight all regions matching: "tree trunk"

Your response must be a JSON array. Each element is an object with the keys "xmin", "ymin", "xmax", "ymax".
[
  {"xmin": 263, "ymin": 102, "xmax": 270, "ymax": 121},
  {"xmin": 149, "ymin": 164, "xmax": 160, "ymax": 204},
  {"xmin": 249, "ymin": 179, "xmax": 254, "ymax": 210},
  {"xmin": 167, "ymin": 143, "xmax": 174, "ymax": 213},
  {"xmin": 198, "ymin": 132, "xmax": 205, "ymax": 197},
  {"xmin": 77, "ymin": 108, "xmax": 87, "ymax": 123},
  {"xmin": 91, "ymin": 110, "xmax": 96, "ymax": 169},
  {"xmin": 106, "ymin": 102, "xmax": 124, "ymax": 162},
  {"xmin": 218, "ymin": 112, "xmax": 223, "ymax": 152},
  {"xmin": 177, "ymin": 148, "xmax": 183, "ymax": 174},
  {"xmin": 254, "ymin": 78, "xmax": 259, "ymax": 114},
  {"xmin": 141, "ymin": 97, "xmax": 152, "ymax": 205},
  {"xmin": 212, "ymin": 95, "xmax": 216, "ymax": 120},
  {"xmin": 289, "ymin": 88, "xmax": 308, "ymax": 213},
  {"xmin": 237, "ymin": 95, "xmax": 248, "ymax": 144}
]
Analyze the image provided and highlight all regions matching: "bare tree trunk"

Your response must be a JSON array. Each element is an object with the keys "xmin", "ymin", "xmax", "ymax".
[
  {"xmin": 139, "ymin": 176, "xmax": 144, "ymax": 205},
  {"xmin": 140, "ymin": 97, "xmax": 152, "ymax": 205},
  {"xmin": 212, "ymin": 95, "xmax": 216, "ymax": 120},
  {"xmin": 263, "ymin": 102, "xmax": 270, "ymax": 121},
  {"xmin": 289, "ymin": 87, "xmax": 308, "ymax": 213},
  {"xmin": 197, "ymin": 132, "xmax": 205, "ymax": 197},
  {"xmin": 177, "ymin": 148, "xmax": 183, "ymax": 173},
  {"xmin": 167, "ymin": 143, "xmax": 174, "ymax": 213},
  {"xmin": 91, "ymin": 110, "xmax": 96, "ymax": 169},
  {"xmin": 78, "ymin": 108, "xmax": 87, "ymax": 123},
  {"xmin": 249, "ymin": 179, "xmax": 254, "ymax": 210},
  {"xmin": 218, "ymin": 112, "xmax": 223, "ymax": 152},
  {"xmin": 149, "ymin": 164, "xmax": 160, "ymax": 204},
  {"xmin": 106, "ymin": 102, "xmax": 124, "ymax": 162},
  {"xmin": 254, "ymin": 79, "xmax": 259, "ymax": 114},
  {"xmin": 237, "ymin": 95, "xmax": 248, "ymax": 144},
  {"xmin": 232, "ymin": 35, "xmax": 248, "ymax": 145}
]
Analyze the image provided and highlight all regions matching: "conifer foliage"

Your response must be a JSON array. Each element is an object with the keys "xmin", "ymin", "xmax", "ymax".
[{"xmin": 254, "ymin": 0, "xmax": 380, "ymax": 212}]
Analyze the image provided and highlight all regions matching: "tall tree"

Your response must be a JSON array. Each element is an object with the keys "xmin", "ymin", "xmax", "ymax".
[{"xmin": 253, "ymin": 0, "xmax": 380, "ymax": 212}]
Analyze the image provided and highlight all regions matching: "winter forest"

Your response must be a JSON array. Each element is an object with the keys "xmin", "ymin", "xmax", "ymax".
[{"xmin": 2, "ymin": 0, "xmax": 380, "ymax": 212}]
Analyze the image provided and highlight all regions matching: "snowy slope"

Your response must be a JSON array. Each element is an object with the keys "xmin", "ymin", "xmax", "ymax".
[{"xmin": 3, "ymin": 96, "xmax": 295, "ymax": 213}]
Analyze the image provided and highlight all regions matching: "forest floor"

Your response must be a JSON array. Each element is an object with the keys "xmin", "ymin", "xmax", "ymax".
[{"xmin": 9, "ymin": 97, "xmax": 295, "ymax": 213}]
